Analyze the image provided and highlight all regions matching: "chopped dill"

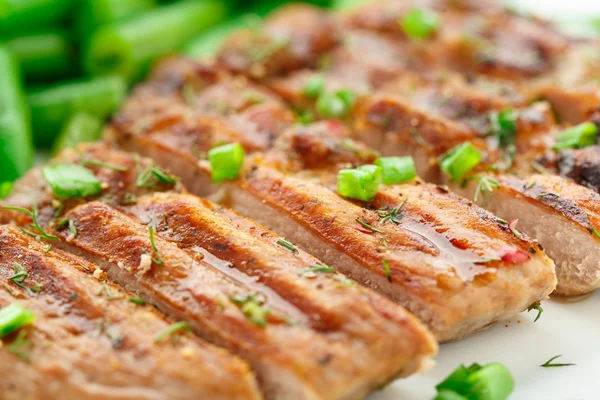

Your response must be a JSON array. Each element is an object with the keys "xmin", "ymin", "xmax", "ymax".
[{"xmin": 2, "ymin": 205, "xmax": 58, "ymax": 240}]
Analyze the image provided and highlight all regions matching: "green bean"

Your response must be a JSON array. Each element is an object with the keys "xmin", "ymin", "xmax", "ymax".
[
  {"xmin": 27, "ymin": 76, "xmax": 126, "ymax": 147},
  {"xmin": 0, "ymin": 0, "xmax": 73, "ymax": 37},
  {"xmin": 84, "ymin": 0, "xmax": 228, "ymax": 81},
  {"xmin": 75, "ymin": 0, "xmax": 158, "ymax": 40},
  {"xmin": 52, "ymin": 112, "xmax": 103, "ymax": 155},
  {"xmin": 5, "ymin": 29, "xmax": 74, "ymax": 82},
  {"xmin": 0, "ymin": 46, "xmax": 34, "ymax": 182}
]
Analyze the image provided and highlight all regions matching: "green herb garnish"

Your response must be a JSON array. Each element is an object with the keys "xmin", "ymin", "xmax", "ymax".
[
  {"xmin": 527, "ymin": 301, "xmax": 543, "ymax": 323},
  {"xmin": 553, "ymin": 122, "xmax": 598, "ymax": 150},
  {"xmin": 439, "ymin": 143, "xmax": 482, "ymax": 182},
  {"xmin": 2, "ymin": 205, "xmax": 58, "ymax": 240},
  {"xmin": 8, "ymin": 263, "xmax": 41, "ymax": 297},
  {"xmin": 382, "ymin": 259, "xmax": 392, "ymax": 282},
  {"xmin": 42, "ymin": 163, "xmax": 102, "ymax": 198},
  {"xmin": 136, "ymin": 161, "xmax": 177, "ymax": 189},
  {"xmin": 207, "ymin": 143, "xmax": 246, "ymax": 183},
  {"xmin": 154, "ymin": 321, "xmax": 191, "ymax": 343},
  {"xmin": 435, "ymin": 362, "xmax": 514, "ymax": 400},
  {"xmin": 230, "ymin": 293, "xmax": 270, "ymax": 328},
  {"xmin": 276, "ymin": 238, "xmax": 297, "ymax": 253},
  {"xmin": 400, "ymin": 7, "xmax": 440, "ymax": 39},
  {"xmin": 375, "ymin": 156, "xmax": 417, "ymax": 184},
  {"xmin": 97, "ymin": 284, "xmax": 123, "ymax": 301},
  {"xmin": 7, "ymin": 329, "xmax": 31, "ymax": 361},
  {"xmin": 356, "ymin": 218, "xmax": 383, "ymax": 233},
  {"xmin": 148, "ymin": 223, "xmax": 164, "ymax": 265},
  {"xmin": 471, "ymin": 175, "xmax": 500, "ymax": 206},
  {"xmin": 0, "ymin": 303, "xmax": 35, "ymax": 338},
  {"xmin": 337, "ymin": 165, "xmax": 382, "ymax": 201},
  {"xmin": 303, "ymin": 74, "xmax": 325, "ymax": 99},
  {"xmin": 128, "ymin": 297, "xmax": 146, "ymax": 306},
  {"xmin": 540, "ymin": 355, "xmax": 575, "ymax": 368},
  {"xmin": 81, "ymin": 158, "xmax": 128, "ymax": 172}
]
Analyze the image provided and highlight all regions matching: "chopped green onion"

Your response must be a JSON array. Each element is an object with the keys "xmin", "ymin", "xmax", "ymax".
[
  {"xmin": 337, "ymin": 164, "xmax": 382, "ymax": 201},
  {"xmin": 0, "ymin": 303, "xmax": 35, "ymax": 338},
  {"xmin": 490, "ymin": 108, "xmax": 517, "ymax": 148},
  {"xmin": 435, "ymin": 363, "xmax": 514, "ymax": 400},
  {"xmin": 439, "ymin": 143, "xmax": 482, "ymax": 181},
  {"xmin": 208, "ymin": 143, "xmax": 245, "ymax": 183},
  {"xmin": 303, "ymin": 74, "xmax": 325, "ymax": 99},
  {"xmin": 154, "ymin": 321, "xmax": 191, "ymax": 343},
  {"xmin": 375, "ymin": 156, "xmax": 417, "ymax": 184},
  {"xmin": 42, "ymin": 163, "xmax": 102, "ymax": 199},
  {"xmin": 434, "ymin": 389, "xmax": 468, "ymax": 400},
  {"xmin": 316, "ymin": 89, "xmax": 356, "ymax": 118},
  {"xmin": 553, "ymin": 122, "xmax": 598, "ymax": 150},
  {"xmin": 276, "ymin": 238, "xmax": 297, "ymax": 253},
  {"xmin": 400, "ymin": 7, "xmax": 440, "ymax": 39},
  {"xmin": 0, "ymin": 181, "xmax": 12, "ymax": 199},
  {"xmin": 335, "ymin": 89, "xmax": 356, "ymax": 109}
]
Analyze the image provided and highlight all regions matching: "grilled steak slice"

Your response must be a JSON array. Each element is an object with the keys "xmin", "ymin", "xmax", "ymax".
[
  {"xmin": 0, "ymin": 226, "xmax": 260, "ymax": 400},
  {"xmin": 108, "ymin": 59, "xmax": 294, "ymax": 197},
  {"xmin": 539, "ymin": 145, "xmax": 600, "ymax": 193},
  {"xmin": 108, "ymin": 64, "xmax": 557, "ymax": 339},
  {"xmin": 0, "ymin": 143, "xmax": 183, "ymax": 228},
  {"xmin": 225, "ymin": 155, "xmax": 555, "ymax": 341},
  {"xmin": 2, "ymin": 145, "xmax": 437, "ymax": 399},
  {"xmin": 454, "ymin": 174, "xmax": 600, "ymax": 296},
  {"xmin": 217, "ymin": 4, "xmax": 342, "ymax": 79},
  {"xmin": 43, "ymin": 201, "xmax": 435, "ymax": 400}
]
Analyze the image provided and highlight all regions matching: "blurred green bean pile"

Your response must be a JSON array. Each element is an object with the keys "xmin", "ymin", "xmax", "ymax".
[{"xmin": 0, "ymin": 0, "xmax": 354, "ymax": 191}]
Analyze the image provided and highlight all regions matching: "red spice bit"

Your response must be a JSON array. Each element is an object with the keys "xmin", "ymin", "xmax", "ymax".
[
  {"xmin": 500, "ymin": 247, "xmax": 531, "ymax": 264},
  {"xmin": 326, "ymin": 119, "xmax": 345, "ymax": 135}
]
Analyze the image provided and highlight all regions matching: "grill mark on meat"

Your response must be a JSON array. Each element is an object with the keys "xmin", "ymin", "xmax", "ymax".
[
  {"xmin": 499, "ymin": 175, "xmax": 594, "ymax": 229},
  {"xmin": 0, "ymin": 226, "xmax": 261, "ymax": 400},
  {"xmin": 1, "ymin": 147, "xmax": 437, "ymax": 398}
]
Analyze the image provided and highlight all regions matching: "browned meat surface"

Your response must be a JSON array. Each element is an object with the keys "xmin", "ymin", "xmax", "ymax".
[
  {"xmin": 227, "ymin": 153, "xmax": 555, "ymax": 341},
  {"xmin": 49, "ymin": 201, "xmax": 435, "ymax": 400},
  {"xmin": 454, "ymin": 174, "xmax": 600, "ymax": 295},
  {"xmin": 0, "ymin": 226, "xmax": 260, "ymax": 400},
  {"xmin": 108, "ymin": 58, "xmax": 559, "ymax": 338},
  {"xmin": 539, "ymin": 145, "xmax": 600, "ymax": 193},
  {"xmin": 108, "ymin": 60, "xmax": 293, "ymax": 197},
  {"xmin": 1, "ymin": 145, "xmax": 437, "ymax": 400},
  {"xmin": 0, "ymin": 144, "xmax": 183, "ymax": 228},
  {"xmin": 217, "ymin": 4, "xmax": 342, "ymax": 79}
]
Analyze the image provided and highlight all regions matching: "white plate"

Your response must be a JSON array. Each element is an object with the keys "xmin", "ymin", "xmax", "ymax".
[
  {"xmin": 373, "ymin": 292, "xmax": 600, "ymax": 399},
  {"xmin": 373, "ymin": 2, "xmax": 600, "ymax": 398}
]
